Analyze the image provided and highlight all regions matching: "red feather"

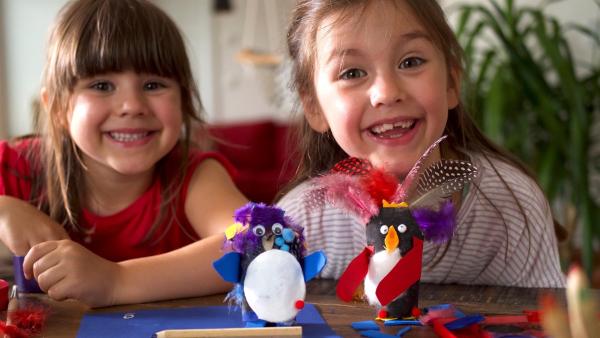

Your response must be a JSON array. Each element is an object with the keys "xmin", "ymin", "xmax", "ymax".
[
  {"xmin": 0, "ymin": 305, "xmax": 49, "ymax": 338},
  {"xmin": 360, "ymin": 169, "xmax": 398, "ymax": 204},
  {"xmin": 331, "ymin": 157, "xmax": 372, "ymax": 176}
]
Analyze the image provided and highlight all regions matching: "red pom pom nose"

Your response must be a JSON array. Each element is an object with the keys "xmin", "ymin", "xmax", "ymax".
[{"xmin": 295, "ymin": 300, "xmax": 305, "ymax": 310}]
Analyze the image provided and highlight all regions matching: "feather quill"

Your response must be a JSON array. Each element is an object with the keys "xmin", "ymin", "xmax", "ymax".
[
  {"xmin": 395, "ymin": 135, "xmax": 447, "ymax": 202},
  {"xmin": 408, "ymin": 160, "xmax": 478, "ymax": 210}
]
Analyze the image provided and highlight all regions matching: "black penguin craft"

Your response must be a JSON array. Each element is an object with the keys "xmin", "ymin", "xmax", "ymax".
[
  {"xmin": 305, "ymin": 136, "xmax": 478, "ymax": 319},
  {"xmin": 212, "ymin": 202, "xmax": 326, "ymax": 327}
]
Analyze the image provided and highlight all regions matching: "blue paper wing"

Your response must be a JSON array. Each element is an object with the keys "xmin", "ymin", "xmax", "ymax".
[
  {"xmin": 303, "ymin": 251, "xmax": 327, "ymax": 282},
  {"xmin": 212, "ymin": 252, "xmax": 241, "ymax": 283}
]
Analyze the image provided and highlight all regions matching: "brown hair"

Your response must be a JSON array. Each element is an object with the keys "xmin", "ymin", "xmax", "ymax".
[
  {"xmin": 283, "ymin": 0, "xmax": 565, "ymax": 266},
  {"xmin": 33, "ymin": 0, "xmax": 203, "ymax": 240}
]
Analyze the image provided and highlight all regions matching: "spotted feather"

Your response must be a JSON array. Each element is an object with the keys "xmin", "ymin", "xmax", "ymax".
[{"xmin": 409, "ymin": 160, "xmax": 478, "ymax": 209}]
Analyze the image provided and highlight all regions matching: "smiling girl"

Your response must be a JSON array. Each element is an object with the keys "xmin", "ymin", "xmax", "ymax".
[
  {"xmin": 0, "ymin": 0, "xmax": 247, "ymax": 307},
  {"xmin": 277, "ymin": 0, "xmax": 565, "ymax": 287}
]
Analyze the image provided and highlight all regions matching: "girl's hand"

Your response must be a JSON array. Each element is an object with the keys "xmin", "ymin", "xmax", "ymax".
[
  {"xmin": 23, "ymin": 239, "xmax": 119, "ymax": 307},
  {"xmin": 0, "ymin": 196, "xmax": 69, "ymax": 255}
]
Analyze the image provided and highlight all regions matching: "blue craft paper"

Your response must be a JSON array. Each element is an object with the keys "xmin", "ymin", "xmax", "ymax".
[
  {"xmin": 76, "ymin": 303, "xmax": 339, "ymax": 338},
  {"xmin": 351, "ymin": 320, "xmax": 379, "ymax": 331},
  {"xmin": 13, "ymin": 256, "xmax": 42, "ymax": 293},
  {"xmin": 444, "ymin": 314, "xmax": 485, "ymax": 330},
  {"xmin": 358, "ymin": 330, "xmax": 397, "ymax": 338},
  {"xmin": 396, "ymin": 326, "xmax": 411, "ymax": 336},
  {"xmin": 383, "ymin": 319, "xmax": 421, "ymax": 326}
]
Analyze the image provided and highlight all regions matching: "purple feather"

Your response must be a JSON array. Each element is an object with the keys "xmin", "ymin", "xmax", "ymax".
[
  {"xmin": 411, "ymin": 200, "xmax": 456, "ymax": 243},
  {"xmin": 230, "ymin": 202, "xmax": 306, "ymax": 254}
]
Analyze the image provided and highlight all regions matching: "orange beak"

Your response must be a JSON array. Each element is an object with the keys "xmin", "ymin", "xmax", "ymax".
[{"xmin": 384, "ymin": 226, "xmax": 399, "ymax": 253}]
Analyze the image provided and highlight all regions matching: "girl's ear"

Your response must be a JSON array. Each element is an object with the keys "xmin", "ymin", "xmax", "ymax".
[
  {"xmin": 301, "ymin": 95, "xmax": 329, "ymax": 133},
  {"xmin": 41, "ymin": 87, "xmax": 70, "ymax": 129},
  {"xmin": 40, "ymin": 87, "xmax": 49, "ymax": 111},
  {"xmin": 446, "ymin": 67, "xmax": 461, "ymax": 110}
]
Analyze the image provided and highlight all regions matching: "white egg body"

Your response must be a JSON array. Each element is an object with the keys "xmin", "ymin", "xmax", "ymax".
[{"xmin": 243, "ymin": 249, "xmax": 306, "ymax": 322}]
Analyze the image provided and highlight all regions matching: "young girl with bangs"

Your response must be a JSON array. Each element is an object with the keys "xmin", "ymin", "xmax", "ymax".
[
  {"xmin": 0, "ymin": 0, "xmax": 247, "ymax": 307},
  {"xmin": 277, "ymin": 0, "xmax": 565, "ymax": 287}
]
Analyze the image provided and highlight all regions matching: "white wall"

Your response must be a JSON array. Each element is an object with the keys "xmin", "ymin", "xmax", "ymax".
[
  {"xmin": 151, "ymin": 0, "xmax": 215, "ymax": 120},
  {"xmin": 0, "ymin": 0, "xmax": 67, "ymax": 138},
  {"xmin": 0, "ymin": 0, "xmax": 597, "ymax": 136}
]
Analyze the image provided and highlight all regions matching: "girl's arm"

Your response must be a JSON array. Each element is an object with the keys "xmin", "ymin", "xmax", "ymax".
[
  {"xmin": 24, "ymin": 159, "xmax": 247, "ymax": 307},
  {"xmin": 0, "ymin": 195, "xmax": 69, "ymax": 255},
  {"xmin": 111, "ymin": 159, "xmax": 248, "ymax": 305}
]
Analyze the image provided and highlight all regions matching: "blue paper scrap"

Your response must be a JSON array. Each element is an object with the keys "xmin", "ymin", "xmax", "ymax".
[
  {"xmin": 76, "ymin": 303, "xmax": 339, "ymax": 338},
  {"xmin": 359, "ymin": 330, "xmax": 398, "ymax": 338},
  {"xmin": 444, "ymin": 314, "xmax": 485, "ymax": 330},
  {"xmin": 383, "ymin": 319, "xmax": 422, "ymax": 326},
  {"xmin": 395, "ymin": 326, "xmax": 411, "ymax": 336},
  {"xmin": 351, "ymin": 320, "xmax": 379, "ymax": 331}
]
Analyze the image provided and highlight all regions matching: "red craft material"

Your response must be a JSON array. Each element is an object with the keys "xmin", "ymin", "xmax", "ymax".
[
  {"xmin": 336, "ymin": 246, "xmax": 373, "ymax": 302},
  {"xmin": 378, "ymin": 309, "xmax": 388, "ymax": 319},
  {"xmin": 376, "ymin": 237, "xmax": 423, "ymax": 306},
  {"xmin": 432, "ymin": 318, "xmax": 457, "ymax": 338},
  {"xmin": 0, "ymin": 305, "xmax": 49, "ymax": 338},
  {"xmin": 0, "ymin": 279, "xmax": 8, "ymax": 310}
]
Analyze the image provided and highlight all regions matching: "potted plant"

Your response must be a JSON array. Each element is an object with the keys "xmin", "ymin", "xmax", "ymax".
[{"xmin": 452, "ymin": 0, "xmax": 600, "ymax": 279}]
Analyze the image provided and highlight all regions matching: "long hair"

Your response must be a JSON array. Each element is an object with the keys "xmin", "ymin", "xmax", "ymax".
[
  {"xmin": 33, "ymin": 0, "xmax": 203, "ymax": 241},
  {"xmin": 283, "ymin": 0, "xmax": 564, "ymax": 265}
]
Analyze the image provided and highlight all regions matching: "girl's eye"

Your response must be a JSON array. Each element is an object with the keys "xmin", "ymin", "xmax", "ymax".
[
  {"xmin": 144, "ymin": 81, "xmax": 165, "ymax": 90},
  {"xmin": 399, "ymin": 57, "xmax": 425, "ymax": 69},
  {"xmin": 380, "ymin": 225, "xmax": 389, "ymax": 235},
  {"xmin": 271, "ymin": 223, "xmax": 283, "ymax": 235},
  {"xmin": 252, "ymin": 225, "xmax": 266, "ymax": 237},
  {"xmin": 90, "ymin": 81, "xmax": 113, "ymax": 92},
  {"xmin": 339, "ymin": 68, "xmax": 367, "ymax": 80},
  {"xmin": 397, "ymin": 224, "xmax": 407, "ymax": 233}
]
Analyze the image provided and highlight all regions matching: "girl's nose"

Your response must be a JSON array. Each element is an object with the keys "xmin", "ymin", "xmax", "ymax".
[
  {"xmin": 117, "ymin": 89, "xmax": 148, "ymax": 117},
  {"xmin": 370, "ymin": 74, "xmax": 404, "ymax": 108}
]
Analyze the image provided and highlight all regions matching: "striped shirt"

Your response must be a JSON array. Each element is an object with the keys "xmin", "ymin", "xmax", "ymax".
[{"xmin": 277, "ymin": 152, "xmax": 566, "ymax": 288}]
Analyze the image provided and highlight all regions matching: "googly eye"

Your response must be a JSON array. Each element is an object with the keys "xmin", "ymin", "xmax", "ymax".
[
  {"xmin": 397, "ymin": 224, "xmax": 407, "ymax": 233},
  {"xmin": 380, "ymin": 225, "xmax": 389, "ymax": 235},
  {"xmin": 272, "ymin": 223, "xmax": 283, "ymax": 235},
  {"xmin": 252, "ymin": 225, "xmax": 266, "ymax": 237}
]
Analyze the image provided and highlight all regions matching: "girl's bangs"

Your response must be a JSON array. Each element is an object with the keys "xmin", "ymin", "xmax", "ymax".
[{"xmin": 72, "ymin": 3, "xmax": 183, "ymax": 81}]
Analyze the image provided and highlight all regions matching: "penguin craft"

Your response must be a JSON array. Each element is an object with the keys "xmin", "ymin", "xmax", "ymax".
[
  {"xmin": 305, "ymin": 135, "xmax": 478, "ymax": 319},
  {"xmin": 212, "ymin": 202, "xmax": 326, "ymax": 327}
]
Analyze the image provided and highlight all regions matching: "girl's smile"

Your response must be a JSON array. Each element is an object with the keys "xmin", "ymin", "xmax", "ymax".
[
  {"xmin": 104, "ymin": 129, "xmax": 157, "ymax": 147},
  {"xmin": 364, "ymin": 117, "xmax": 420, "ymax": 146}
]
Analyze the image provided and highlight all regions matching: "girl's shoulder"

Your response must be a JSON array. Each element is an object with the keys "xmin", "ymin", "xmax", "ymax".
[
  {"xmin": 463, "ymin": 151, "xmax": 550, "ymax": 216},
  {"xmin": 0, "ymin": 136, "xmax": 40, "ymax": 157},
  {"xmin": 469, "ymin": 152, "xmax": 542, "ymax": 192},
  {"xmin": 162, "ymin": 146, "xmax": 237, "ymax": 181},
  {"xmin": 187, "ymin": 149, "xmax": 237, "ymax": 178}
]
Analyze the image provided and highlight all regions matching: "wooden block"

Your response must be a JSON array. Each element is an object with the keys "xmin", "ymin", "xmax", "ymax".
[{"xmin": 153, "ymin": 326, "xmax": 302, "ymax": 338}]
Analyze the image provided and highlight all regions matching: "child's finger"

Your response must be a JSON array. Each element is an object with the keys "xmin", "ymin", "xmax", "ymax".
[
  {"xmin": 22, "ymin": 241, "xmax": 59, "ymax": 279},
  {"xmin": 36, "ymin": 264, "xmax": 66, "ymax": 295}
]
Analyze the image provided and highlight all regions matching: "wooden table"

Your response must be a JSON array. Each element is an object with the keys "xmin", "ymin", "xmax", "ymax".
[{"xmin": 18, "ymin": 279, "xmax": 568, "ymax": 337}]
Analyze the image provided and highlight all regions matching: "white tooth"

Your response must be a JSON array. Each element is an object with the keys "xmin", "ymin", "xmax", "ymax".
[
  {"xmin": 393, "ymin": 120, "xmax": 413, "ymax": 129},
  {"xmin": 373, "ymin": 123, "xmax": 394, "ymax": 134},
  {"xmin": 110, "ymin": 132, "xmax": 147, "ymax": 142}
]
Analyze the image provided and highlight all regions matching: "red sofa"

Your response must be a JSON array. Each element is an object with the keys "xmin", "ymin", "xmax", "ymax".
[{"xmin": 207, "ymin": 120, "xmax": 298, "ymax": 203}]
